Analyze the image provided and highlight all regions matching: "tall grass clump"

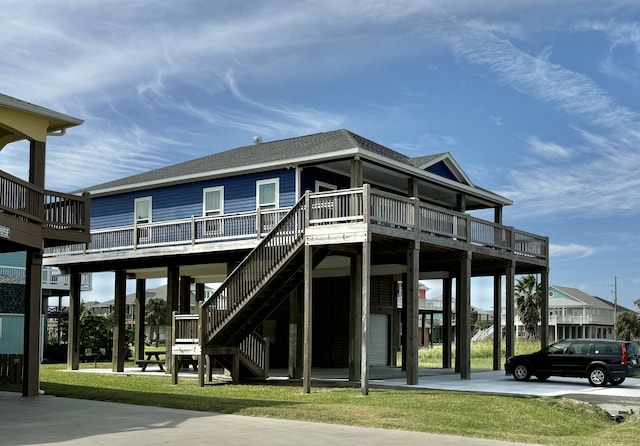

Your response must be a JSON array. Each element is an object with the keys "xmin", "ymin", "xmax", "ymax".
[{"xmin": 415, "ymin": 339, "xmax": 545, "ymax": 369}]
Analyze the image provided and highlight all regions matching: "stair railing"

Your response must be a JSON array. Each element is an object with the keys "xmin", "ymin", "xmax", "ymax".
[{"xmin": 200, "ymin": 191, "xmax": 309, "ymax": 344}]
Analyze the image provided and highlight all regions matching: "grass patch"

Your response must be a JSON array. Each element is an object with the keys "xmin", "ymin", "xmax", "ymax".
[
  {"xmin": 23, "ymin": 359, "xmax": 636, "ymax": 446},
  {"xmin": 5, "ymin": 341, "xmax": 637, "ymax": 445}
]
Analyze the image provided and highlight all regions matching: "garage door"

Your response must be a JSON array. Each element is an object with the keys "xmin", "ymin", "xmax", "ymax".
[{"xmin": 368, "ymin": 313, "xmax": 388, "ymax": 366}]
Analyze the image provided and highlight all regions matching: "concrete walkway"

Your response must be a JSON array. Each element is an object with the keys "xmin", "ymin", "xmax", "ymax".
[
  {"xmin": 3, "ymin": 368, "xmax": 638, "ymax": 445},
  {"xmin": 0, "ymin": 391, "xmax": 540, "ymax": 446}
]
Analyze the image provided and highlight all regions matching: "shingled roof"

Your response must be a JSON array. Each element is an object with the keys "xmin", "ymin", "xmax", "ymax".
[{"xmin": 83, "ymin": 129, "xmax": 447, "ymax": 193}]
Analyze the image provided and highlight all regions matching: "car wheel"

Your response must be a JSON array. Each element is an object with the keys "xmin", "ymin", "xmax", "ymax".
[
  {"xmin": 536, "ymin": 374, "xmax": 549, "ymax": 382},
  {"xmin": 588, "ymin": 366, "xmax": 608, "ymax": 387},
  {"xmin": 610, "ymin": 376, "xmax": 625, "ymax": 386},
  {"xmin": 513, "ymin": 363, "xmax": 531, "ymax": 381}
]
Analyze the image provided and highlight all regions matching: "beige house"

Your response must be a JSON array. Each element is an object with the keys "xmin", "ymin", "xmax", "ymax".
[{"xmin": 545, "ymin": 285, "xmax": 634, "ymax": 342}]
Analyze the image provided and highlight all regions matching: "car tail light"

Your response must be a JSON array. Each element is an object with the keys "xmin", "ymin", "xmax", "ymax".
[{"xmin": 621, "ymin": 343, "xmax": 628, "ymax": 364}]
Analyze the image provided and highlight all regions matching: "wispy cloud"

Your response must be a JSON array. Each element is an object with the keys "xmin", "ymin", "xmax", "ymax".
[
  {"xmin": 428, "ymin": 15, "xmax": 640, "ymax": 219},
  {"xmin": 550, "ymin": 243, "xmax": 596, "ymax": 258},
  {"xmin": 525, "ymin": 136, "xmax": 573, "ymax": 160}
]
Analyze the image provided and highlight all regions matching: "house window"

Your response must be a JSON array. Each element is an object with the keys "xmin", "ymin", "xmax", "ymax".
[
  {"xmin": 134, "ymin": 197, "xmax": 152, "ymax": 224},
  {"xmin": 256, "ymin": 178, "xmax": 279, "ymax": 210},
  {"xmin": 203, "ymin": 187, "xmax": 224, "ymax": 236},
  {"xmin": 203, "ymin": 186, "xmax": 224, "ymax": 216},
  {"xmin": 315, "ymin": 181, "xmax": 337, "ymax": 192},
  {"xmin": 134, "ymin": 197, "xmax": 152, "ymax": 242},
  {"xmin": 313, "ymin": 181, "xmax": 337, "ymax": 220},
  {"xmin": 256, "ymin": 179, "xmax": 279, "ymax": 234}
]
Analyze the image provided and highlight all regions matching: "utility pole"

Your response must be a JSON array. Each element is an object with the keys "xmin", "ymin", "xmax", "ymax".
[{"xmin": 612, "ymin": 277, "xmax": 618, "ymax": 335}]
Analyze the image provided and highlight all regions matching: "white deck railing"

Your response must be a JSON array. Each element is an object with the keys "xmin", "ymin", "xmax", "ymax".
[
  {"xmin": 44, "ymin": 186, "xmax": 547, "ymax": 261},
  {"xmin": 0, "ymin": 265, "xmax": 92, "ymax": 290}
]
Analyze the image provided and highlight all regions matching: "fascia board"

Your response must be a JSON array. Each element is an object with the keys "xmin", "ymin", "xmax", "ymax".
[{"xmin": 87, "ymin": 147, "xmax": 361, "ymax": 196}]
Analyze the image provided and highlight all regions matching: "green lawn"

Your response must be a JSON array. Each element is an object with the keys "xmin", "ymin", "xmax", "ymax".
[{"xmin": 4, "ymin": 342, "xmax": 639, "ymax": 445}]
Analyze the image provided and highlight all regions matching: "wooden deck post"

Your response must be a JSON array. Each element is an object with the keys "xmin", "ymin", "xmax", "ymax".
[
  {"xmin": 302, "ymin": 242, "xmax": 313, "ymax": 394},
  {"xmin": 23, "ymin": 248, "xmax": 42, "ymax": 397},
  {"xmin": 179, "ymin": 276, "xmax": 191, "ymax": 314},
  {"xmin": 539, "ymin": 269, "xmax": 549, "ymax": 348},
  {"xmin": 348, "ymin": 252, "xmax": 362, "ymax": 382},
  {"xmin": 135, "ymin": 279, "xmax": 146, "ymax": 362},
  {"xmin": 459, "ymin": 252, "xmax": 472, "ymax": 380},
  {"xmin": 171, "ymin": 311, "xmax": 178, "ymax": 385},
  {"xmin": 400, "ymin": 273, "xmax": 407, "ymax": 371},
  {"xmin": 492, "ymin": 273, "xmax": 502, "ymax": 371},
  {"xmin": 302, "ymin": 190, "xmax": 313, "ymax": 394},
  {"xmin": 360, "ymin": 237, "xmax": 371, "ymax": 395},
  {"xmin": 198, "ymin": 303, "xmax": 206, "ymax": 387},
  {"xmin": 67, "ymin": 270, "xmax": 81, "ymax": 370},
  {"xmin": 166, "ymin": 266, "xmax": 179, "ymax": 373},
  {"xmin": 442, "ymin": 277, "xmax": 453, "ymax": 369},
  {"xmin": 406, "ymin": 241, "xmax": 420, "ymax": 385},
  {"xmin": 288, "ymin": 287, "xmax": 303, "ymax": 379},
  {"xmin": 112, "ymin": 270, "xmax": 126, "ymax": 373},
  {"xmin": 505, "ymin": 261, "xmax": 516, "ymax": 360}
]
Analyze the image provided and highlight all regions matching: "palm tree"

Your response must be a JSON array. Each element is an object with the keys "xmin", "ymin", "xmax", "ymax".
[
  {"xmin": 145, "ymin": 298, "xmax": 167, "ymax": 347},
  {"xmin": 615, "ymin": 311, "xmax": 640, "ymax": 341},
  {"xmin": 515, "ymin": 275, "xmax": 542, "ymax": 341}
]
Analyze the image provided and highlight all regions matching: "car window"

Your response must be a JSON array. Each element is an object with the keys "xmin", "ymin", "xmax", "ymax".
[
  {"xmin": 594, "ymin": 342, "xmax": 619, "ymax": 355},
  {"xmin": 624, "ymin": 342, "xmax": 639, "ymax": 357},
  {"xmin": 569, "ymin": 341, "xmax": 590, "ymax": 355},
  {"xmin": 547, "ymin": 341, "xmax": 571, "ymax": 354}
]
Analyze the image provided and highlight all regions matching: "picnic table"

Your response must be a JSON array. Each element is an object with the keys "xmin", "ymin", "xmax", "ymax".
[{"xmin": 135, "ymin": 352, "xmax": 165, "ymax": 372}]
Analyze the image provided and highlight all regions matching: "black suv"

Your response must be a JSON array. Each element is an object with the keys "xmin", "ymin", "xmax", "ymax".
[{"xmin": 505, "ymin": 339, "xmax": 640, "ymax": 386}]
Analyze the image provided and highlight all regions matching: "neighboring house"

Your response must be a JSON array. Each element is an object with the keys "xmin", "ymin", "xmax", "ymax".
[
  {"xmin": 545, "ymin": 285, "xmax": 634, "ymax": 342},
  {"xmin": 0, "ymin": 93, "xmax": 89, "ymax": 396},
  {"xmin": 415, "ymin": 293, "xmax": 494, "ymax": 344},
  {"xmin": 85, "ymin": 284, "xmax": 214, "ymax": 343},
  {"xmin": 0, "ymin": 251, "xmax": 92, "ymax": 345},
  {"xmin": 501, "ymin": 285, "xmax": 634, "ymax": 342},
  {"xmin": 44, "ymin": 129, "xmax": 549, "ymax": 390}
]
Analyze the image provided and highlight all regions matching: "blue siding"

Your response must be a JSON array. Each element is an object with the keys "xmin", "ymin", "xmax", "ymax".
[
  {"xmin": 425, "ymin": 161, "xmax": 458, "ymax": 181},
  {"xmin": 91, "ymin": 169, "xmax": 296, "ymax": 229},
  {"xmin": 300, "ymin": 167, "xmax": 350, "ymax": 194},
  {"xmin": 0, "ymin": 314, "xmax": 45, "ymax": 355},
  {"xmin": 0, "ymin": 252, "xmax": 26, "ymax": 268}
]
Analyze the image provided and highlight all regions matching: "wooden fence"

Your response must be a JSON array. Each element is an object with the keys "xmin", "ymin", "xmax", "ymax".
[{"xmin": 0, "ymin": 354, "xmax": 23, "ymax": 385}]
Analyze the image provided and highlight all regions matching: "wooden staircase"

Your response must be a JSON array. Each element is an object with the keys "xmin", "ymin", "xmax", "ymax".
[{"xmin": 173, "ymin": 192, "xmax": 328, "ymax": 383}]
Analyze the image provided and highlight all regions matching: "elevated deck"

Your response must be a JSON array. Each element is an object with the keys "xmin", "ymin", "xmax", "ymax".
[
  {"xmin": 1, "ymin": 169, "xmax": 90, "ymax": 252},
  {"xmin": 44, "ymin": 185, "xmax": 547, "ymax": 270}
]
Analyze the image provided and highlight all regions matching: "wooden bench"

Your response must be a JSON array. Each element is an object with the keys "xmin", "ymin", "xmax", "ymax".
[
  {"xmin": 135, "ymin": 359, "xmax": 165, "ymax": 372},
  {"xmin": 136, "ymin": 352, "xmax": 165, "ymax": 371}
]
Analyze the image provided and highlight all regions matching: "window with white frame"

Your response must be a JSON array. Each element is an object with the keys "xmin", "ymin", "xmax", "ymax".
[
  {"xmin": 134, "ymin": 197, "xmax": 152, "ymax": 242},
  {"xmin": 256, "ymin": 178, "xmax": 279, "ymax": 233},
  {"xmin": 256, "ymin": 178, "xmax": 279, "ymax": 210},
  {"xmin": 313, "ymin": 181, "xmax": 337, "ymax": 220},
  {"xmin": 314, "ymin": 180, "xmax": 337, "ymax": 192},
  {"xmin": 203, "ymin": 186, "xmax": 224, "ymax": 216},
  {"xmin": 134, "ymin": 197, "xmax": 152, "ymax": 224},
  {"xmin": 203, "ymin": 186, "xmax": 224, "ymax": 236}
]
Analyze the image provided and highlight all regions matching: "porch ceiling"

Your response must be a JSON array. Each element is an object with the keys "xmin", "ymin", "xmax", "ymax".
[
  {"xmin": 0, "ymin": 93, "xmax": 83, "ymax": 149},
  {"xmin": 311, "ymin": 158, "xmax": 497, "ymax": 210}
]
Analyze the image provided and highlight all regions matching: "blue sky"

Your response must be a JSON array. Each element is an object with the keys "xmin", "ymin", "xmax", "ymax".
[{"xmin": 2, "ymin": 1, "xmax": 640, "ymax": 310}]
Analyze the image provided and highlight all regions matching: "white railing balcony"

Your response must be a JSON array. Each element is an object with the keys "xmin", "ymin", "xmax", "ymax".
[
  {"xmin": 43, "ymin": 186, "xmax": 548, "ymax": 263},
  {"xmin": 549, "ymin": 314, "xmax": 614, "ymax": 325},
  {"xmin": 0, "ymin": 265, "xmax": 92, "ymax": 291}
]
